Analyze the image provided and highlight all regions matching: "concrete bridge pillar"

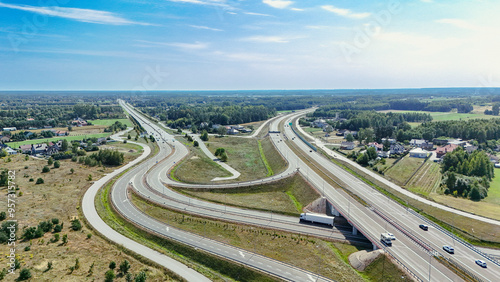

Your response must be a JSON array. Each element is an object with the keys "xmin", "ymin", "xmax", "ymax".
[
  {"xmin": 372, "ymin": 243, "xmax": 378, "ymax": 251},
  {"xmin": 352, "ymin": 226, "xmax": 358, "ymax": 235},
  {"xmin": 327, "ymin": 200, "xmax": 340, "ymax": 216}
]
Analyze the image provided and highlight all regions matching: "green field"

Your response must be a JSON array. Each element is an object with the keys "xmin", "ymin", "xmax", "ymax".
[
  {"xmin": 379, "ymin": 110, "xmax": 500, "ymax": 122},
  {"xmin": 88, "ymin": 118, "xmax": 133, "ymax": 127},
  {"xmin": 406, "ymin": 161, "xmax": 442, "ymax": 197},
  {"xmin": 7, "ymin": 133, "xmax": 112, "ymax": 149},
  {"xmin": 384, "ymin": 156, "xmax": 425, "ymax": 186}
]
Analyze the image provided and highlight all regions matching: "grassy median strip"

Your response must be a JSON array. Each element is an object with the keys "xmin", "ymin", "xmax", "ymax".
[
  {"xmin": 173, "ymin": 173, "xmax": 319, "ymax": 216},
  {"xmin": 258, "ymin": 140, "xmax": 274, "ymax": 177}
]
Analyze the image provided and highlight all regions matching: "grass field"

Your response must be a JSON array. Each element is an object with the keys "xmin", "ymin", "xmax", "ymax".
[
  {"xmin": 205, "ymin": 136, "xmax": 268, "ymax": 182},
  {"xmin": 174, "ymin": 146, "xmax": 232, "ymax": 183},
  {"xmin": 8, "ymin": 133, "xmax": 112, "ymax": 148},
  {"xmin": 88, "ymin": 118, "xmax": 133, "ymax": 127},
  {"xmin": 0, "ymin": 144, "xmax": 166, "ymax": 281},
  {"xmin": 384, "ymin": 156, "xmax": 426, "ymax": 186},
  {"xmin": 406, "ymin": 161, "xmax": 442, "ymax": 197},
  {"xmin": 174, "ymin": 174, "xmax": 319, "ymax": 215},
  {"xmin": 378, "ymin": 107, "xmax": 500, "ymax": 123}
]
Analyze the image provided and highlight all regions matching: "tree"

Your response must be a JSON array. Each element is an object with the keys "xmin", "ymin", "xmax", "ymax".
[
  {"xmin": 193, "ymin": 140, "xmax": 199, "ymax": 147},
  {"xmin": 61, "ymin": 139, "xmax": 69, "ymax": 151},
  {"xmin": 127, "ymin": 134, "xmax": 131, "ymax": 140},
  {"xmin": 214, "ymin": 148, "xmax": 225, "ymax": 157},
  {"xmin": 446, "ymin": 172, "xmax": 456, "ymax": 191},
  {"xmin": 18, "ymin": 268, "xmax": 31, "ymax": 281},
  {"xmin": 62, "ymin": 234, "xmax": 68, "ymax": 244},
  {"xmin": 68, "ymin": 125, "xmax": 73, "ymax": 131},
  {"xmin": 105, "ymin": 269, "xmax": 115, "ymax": 282},
  {"xmin": 134, "ymin": 271, "xmax": 147, "ymax": 282},
  {"xmin": 119, "ymin": 260, "xmax": 130, "ymax": 275},
  {"xmin": 220, "ymin": 152, "xmax": 228, "ymax": 162},
  {"xmin": 42, "ymin": 166, "xmax": 50, "ymax": 173},
  {"xmin": 70, "ymin": 168, "xmax": 75, "ymax": 174},
  {"xmin": 88, "ymin": 174, "xmax": 93, "ymax": 181},
  {"xmin": 48, "ymin": 157, "xmax": 53, "ymax": 165},
  {"xmin": 200, "ymin": 130, "xmax": 209, "ymax": 141},
  {"xmin": 492, "ymin": 103, "xmax": 500, "ymax": 116},
  {"xmin": 71, "ymin": 219, "xmax": 82, "ymax": 231},
  {"xmin": 54, "ymin": 160, "xmax": 60, "ymax": 168},
  {"xmin": 36, "ymin": 178, "xmax": 44, "ymax": 184},
  {"xmin": 0, "ymin": 211, "xmax": 6, "ymax": 221},
  {"xmin": 109, "ymin": 261, "xmax": 116, "ymax": 270},
  {"xmin": 217, "ymin": 126, "xmax": 226, "ymax": 136},
  {"xmin": 346, "ymin": 133, "xmax": 354, "ymax": 142},
  {"xmin": 0, "ymin": 149, "xmax": 7, "ymax": 158}
]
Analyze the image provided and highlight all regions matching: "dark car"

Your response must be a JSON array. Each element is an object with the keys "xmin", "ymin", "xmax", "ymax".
[{"xmin": 419, "ymin": 224, "xmax": 428, "ymax": 231}]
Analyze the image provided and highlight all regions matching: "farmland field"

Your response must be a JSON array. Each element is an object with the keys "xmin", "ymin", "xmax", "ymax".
[
  {"xmin": 88, "ymin": 118, "xmax": 133, "ymax": 127},
  {"xmin": 406, "ymin": 161, "xmax": 442, "ymax": 197},
  {"xmin": 384, "ymin": 156, "xmax": 425, "ymax": 186}
]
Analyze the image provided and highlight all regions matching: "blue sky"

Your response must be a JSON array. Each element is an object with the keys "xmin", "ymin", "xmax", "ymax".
[{"xmin": 1, "ymin": 0, "xmax": 499, "ymax": 90}]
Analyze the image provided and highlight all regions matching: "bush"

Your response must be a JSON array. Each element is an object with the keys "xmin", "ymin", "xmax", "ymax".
[
  {"xmin": 42, "ymin": 166, "xmax": 50, "ymax": 173},
  {"xmin": 18, "ymin": 268, "xmax": 31, "ymax": 280},
  {"xmin": 51, "ymin": 218, "xmax": 59, "ymax": 225},
  {"xmin": 70, "ymin": 219, "xmax": 82, "ymax": 231},
  {"xmin": 47, "ymin": 157, "xmax": 53, "ymax": 166},
  {"xmin": 53, "ymin": 224, "xmax": 62, "ymax": 233},
  {"xmin": 109, "ymin": 261, "xmax": 116, "ymax": 270},
  {"xmin": 54, "ymin": 160, "xmax": 60, "ymax": 168},
  {"xmin": 193, "ymin": 141, "xmax": 199, "ymax": 147},
  {"xmin": 36, "ymin": 178, "xmax": 44, "ymax": 184},
  {"xmin": 105, "ymin": 270, "xmax": 115, "ymax": 282},
  {"xmin": 29, "ymin": 178, "xmax": 34, "ymax": 182},
  {"xmin": 0, "ymin": 211, "xmax": 5, "ymax": 221}
]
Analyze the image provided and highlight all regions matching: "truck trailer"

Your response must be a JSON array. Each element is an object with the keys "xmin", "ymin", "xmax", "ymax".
[{"xmin": 299, "ymin": 213, "xmax": 334, "ymax": 226}]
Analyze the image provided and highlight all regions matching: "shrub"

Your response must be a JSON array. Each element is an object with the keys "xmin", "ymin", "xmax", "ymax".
[
  {"xmin": 29, "ymin": 178, "xmax": 34, "ymax": 182},
  {"xmin": 36, "ymin": 178, "xmax": 44, "ymax": 184},
  {"xmin": 109, "ymin": 261, "xmax": 116, "ymax": 270},
  {"xmin": 51, "ymin": 218, "xmax": 59, "ymax": 225},
  {"xmin": 54, "ymin": 161, "xmax": 60, "ymax": 168},
  {"xmin": 70, "ymin": 219, "xmax": 82, "ymax": 231},
  {"xmin": 18, "ymin": 268, "xmax": 31, "ymax": 280},
  {"xmin": 53, "ymin": 224, "xmax": 62, "ymax": 233},
  {"xmin": 42, "ymin": 166, "xmax": 50, "ymax": 173}
]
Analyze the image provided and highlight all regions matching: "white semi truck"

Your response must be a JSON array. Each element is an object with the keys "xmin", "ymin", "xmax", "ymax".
[
  {"xmin": 299, "ymin": 213, "xmax": 334, "ymax": 226},
  {"xmin": 380, "ymin": 233, "xmax": 393, "ymax": 246}
]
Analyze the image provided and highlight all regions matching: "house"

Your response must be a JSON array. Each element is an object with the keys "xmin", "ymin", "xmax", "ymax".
[
  {"xmin": 20, "ymin": 144, "xmax": 32, "ymax": 154},
  {"xmin": 55, "ymin": 130, "xmax": 67, "ymax": 136},
  {"xmin": 368, "ymin": 142, "xmax": 383, "ymax": 151},
  {"xmin": 32, "ymin": 143, "xmax": 48, "ymax": 155},
  {"xmin": 465, "ymin": 144, "xmax": 478, "ymax": 154},
  {"xmin": 46, "ymin": 143, "xmax": 59, "ymax": 155},
  {"xmin": 0, "ymin": 136, "xmax": 10, "ymax": 142},
  {"xmin": 487, "ymin": 153, "xmax": 499, "ymax": 163},
  {"xmin": 381, "ymin": 138, "xmax": 396, "ymax": 144},
  {"xmin": 336, "ymin": 129, "xmax": 348, "ymax": 136},
  {"xmin": 495, "ymin": 163, "xmax": 500, "ymax": 168},
  {"xmin": 231, "ymin": 125, "xmax": 244, "ymax": 130},
  {"xmin": 212, "ymin": 124, "xmax": 222, "ymax": 130},
  {"xmin": 410, "ymin": 139, "xmax": 427, "ymax": 147},
  {"xmin": 24, "ymin": 131, "xmax": 34, "ymax": 138},
  {"xmin": 227, "ymin": 128, "xmax": 239, "ymax": 135},
  {"xmin": 389, "ymin": 144, "xmax": 405, "ymax": 155},
  {"xmin": 313, "ymin": 119, "xmax": 328, "ymax": 128},
  {"xmin": 409, "ymin": 148, "xmax": 429, "ymax": 158},
  {"xmin": 240, "ymin": 128, "xmax": 253, "ymax": 133},
  {"xmin": 72, "ymin": 118, "xmax": 88, "ymax": 127},
  {"xmin": 3, "ymin": 127, "xmax": 16, "ymax": 132},
  {"xmin": 5, "ymin": 147, "xmax": 17, "ymax": 155},
  {"xmin": 340, "ymin": 141, "xmax": 355, "ymax": 150},
  {"xmin": 344, "ymin": 130, "xmax": 358, "ymax": 137},
  {"xmin": 432, "ymin": 138, "xmax": 449, "ymax": 146},
  {"xmin": 448, "ymin": 139, "xmax": 467, "ymax": 147},
  {"xmin": 378, "ymin": 151, "xmax": 390, "ymax": 158},
  {"xmin": 436, "ymin": 144, "xmax": 458, "ymax": 158}
]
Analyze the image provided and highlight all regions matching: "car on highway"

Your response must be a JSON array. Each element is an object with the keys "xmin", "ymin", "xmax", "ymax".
[
  {"xmin": 443, "ymin": 245, "xmax": 454, "ymax": 254},
  {"xmin": 387, "ymin": 233, "xmax": 396, "ymax": 240},
  {"xmin": 475, "ymin": 259, "xmax": 487, "ymax": 268},
  {"xmin": 419, "ymin": 224, "xmax": 429, "ymax": 231}
]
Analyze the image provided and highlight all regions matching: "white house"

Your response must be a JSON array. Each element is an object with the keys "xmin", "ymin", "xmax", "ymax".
[
  {"xmin": 390, "ymin": 144, "xmax": 405, "ymax": 155},
  {"xmin": 2, "ymin": 127, "xmax": 16, "ymax": 131},
  {"xmin": 340, "ymin": 141, "xmax": 355, "ymax": 150},
  {"xmin": 409, "ymin": 148, "xmax": 429, "ymax": 158}
]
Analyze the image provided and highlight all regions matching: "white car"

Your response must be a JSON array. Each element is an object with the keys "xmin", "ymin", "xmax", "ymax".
[
  {"xmin": 387, "ymin": 233, "xmax": 396, "ymax": 240},
  {"xmin": 475, "ymin": 259, "xmax": 487, "ymax": 268},
  {"xmin": 443, "ymin": 245, "xmax": 454, "ymax": 254}
]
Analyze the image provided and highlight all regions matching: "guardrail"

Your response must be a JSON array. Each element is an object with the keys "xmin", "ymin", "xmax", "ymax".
[{"xmin": 290, "ymin": 123, "xmax": 317, "ymax": 152}]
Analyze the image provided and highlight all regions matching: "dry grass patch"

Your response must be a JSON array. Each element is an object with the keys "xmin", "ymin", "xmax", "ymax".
[
  {"xmin": 0, "ymin": 148, "xmax": 166, "ymax": 281},
  {"xmin": 174, "ymin": 146, "xmax": 232, "ymax": 183},
  {"xmin": 384, "ymin": 156, "xmax": 425, "ymax": 186}
]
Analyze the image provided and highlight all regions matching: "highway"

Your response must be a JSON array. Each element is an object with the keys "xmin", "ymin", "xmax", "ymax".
[
  {"xmin": 111, "ymin": 101, "xmax": 499, "ymax": 281},
  {"xmin": 113, "ymin": 101, "xmax": 338, "ymax": 281}
]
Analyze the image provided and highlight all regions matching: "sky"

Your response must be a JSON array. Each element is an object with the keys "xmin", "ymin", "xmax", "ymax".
[{"xmin": 0, "ymin": 0, "xmax": 499, "ymax": 91}]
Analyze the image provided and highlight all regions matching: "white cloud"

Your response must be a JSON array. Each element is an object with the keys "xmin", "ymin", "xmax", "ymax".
[
  {"xmin": 244, "ymin": 11, "xmax": 272, "ymax": 17},
  {"xmin": 189, "ymin": 25, "xmax": 223, "ymax": 31},
  {"xmin": 241, "ymin": 36, "xmax": 290, "ymax": 43},
  {"xmin": 0, "ymin": 2, "xmax": 151, "ymax": 25},
  {"xmin": 169, "ymin": 0, "xmax": 236, "ymax": 10},
  {"xmin": 436, "ymin": 19, "xmax": 478, "ymax": 31},
  {"xmin": 321, "ymin": 5, "xmax": 370, "ymax": 19},
  {"xmin": 262, "ymin": 0, "xmax": 293, "ymax": 9},
  {"xmin": 135, "ymin": 40, "xmax": 209, "ymax": 50}
]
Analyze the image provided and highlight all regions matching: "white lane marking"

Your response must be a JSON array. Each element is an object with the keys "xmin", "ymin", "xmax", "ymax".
[
  {"xmin": 166, "ymin": 227, "xmax": 169, "ymax": 232},
  {"xmin": 123, "ymin": 199, "xmax": 128, "ymax": 202},
  {"xmin": 307, "ymin": 274, "xmax": 315, "ymax": 282},
  {"xmin": 239, "ymin": 251, "xmax": 245, "ymax": 258}
]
